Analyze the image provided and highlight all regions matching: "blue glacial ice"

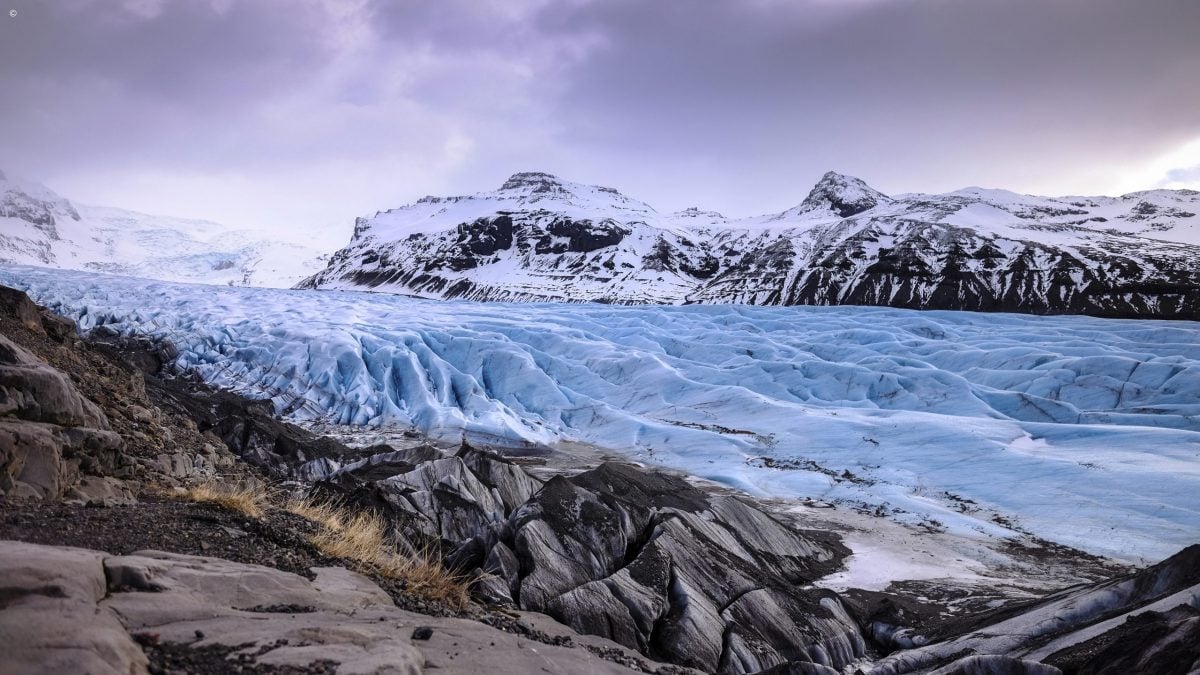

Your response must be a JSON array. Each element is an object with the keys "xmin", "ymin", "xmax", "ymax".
[{"xmin": 4, "ymin": 265, "xmax": 1198, "ymax": 562}]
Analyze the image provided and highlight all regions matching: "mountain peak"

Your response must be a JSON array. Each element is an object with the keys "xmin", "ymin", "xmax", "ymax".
[
  {"xmin": 797, "ymin": 171, "xmax": 891, "ymax": 217},
  {"xmin": 494, "ymin": 172, "xmax": 639, "ymax": 207},
  {"xmin": 499, "ymin": 171, "xmax": 567, "ymax": 193}
]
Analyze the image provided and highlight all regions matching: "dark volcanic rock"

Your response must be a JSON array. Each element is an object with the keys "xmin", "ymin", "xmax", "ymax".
[
  {"xmin": 543, "ymin": 218, "xmax": 630, "ymax": 253},
  {"xmin": 144, "ymin": 376, "xmax": 347, "ymax": 478},
  {"xmin": 1043, "ymin": 604, "xmax": 1200, "ymax": 675},
  {"xmin": 329, "ymin": 452, "xmax": 862, "ymax": 674},
  {"xmin": 868, "ymin": 544, "xmax": 1200, "ymax": 674},
  {"xmin": 500, "ymin": 463, "xmax": 862, "ymax": 673},
  {"xmin": 925, "ymin": 655, "xmax": 1061, "ymax": 675},
  {"xmin": 756, "ymin": 663, "xmax": 842, "ymax": 675}
]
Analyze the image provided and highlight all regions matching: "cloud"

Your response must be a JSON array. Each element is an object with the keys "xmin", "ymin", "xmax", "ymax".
[
  {"xmin": 1, "ymin": 0, "xmax": 1198, "ymax": 236},
  {"xmin": 1165, "ymin": 165, "xmax": 1200, "ymax": 186},
  {"xmin": 535, "ymin": 0, "xmax": 1200, "ymax": 208}
]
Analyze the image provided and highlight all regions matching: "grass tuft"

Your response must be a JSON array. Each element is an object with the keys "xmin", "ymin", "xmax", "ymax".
[
  {"xmin": 283, "ymin": 496, "xmax": 346, "ymax": 531},
  {"xmin": 286, "ymin": 496, "xmax": 469, "ymax": 609},
  {"xmin": 182, "ymin": 481, "xmax": 269, "ymax": 518}
]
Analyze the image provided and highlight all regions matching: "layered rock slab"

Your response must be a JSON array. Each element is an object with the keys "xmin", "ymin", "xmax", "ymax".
[
  {"xmin": 0, "ymin": 333, "xmax": 124, "ymax": 500},
  {"xmin": 0, "ymin": 540, "xmax": 147, "ymax": 675},
  {"xmin": 1, "ymin": 540, "xmax": 666, "ymax": 675}
]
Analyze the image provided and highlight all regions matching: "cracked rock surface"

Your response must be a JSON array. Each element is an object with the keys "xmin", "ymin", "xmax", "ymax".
[{"xmin": 1, "ymin": 540, "xmax": 662, "ymax": 675}]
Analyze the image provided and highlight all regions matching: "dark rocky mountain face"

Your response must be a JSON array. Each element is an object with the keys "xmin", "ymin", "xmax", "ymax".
[
  {"xmin": 300, "ymin": 172, "xmax": 1200, "ymax": 319},
  {"xmin": 793, "ymin": 171, "xmax": 894, "ymax": 218},
  {"xmin": 691, "ymin": 219, "xmax": 1200, "ymax": 318}
]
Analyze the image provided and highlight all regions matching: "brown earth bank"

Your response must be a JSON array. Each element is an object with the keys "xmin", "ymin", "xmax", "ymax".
[{"xmin": 0, "ymin": 283, "xmax": 1197, "ymax": 674}]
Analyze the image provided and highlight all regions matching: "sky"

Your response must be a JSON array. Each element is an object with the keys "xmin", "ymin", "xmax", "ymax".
[{"xmin": 2, "ymin": 0, "xmax": 1199, "ymax": 246}]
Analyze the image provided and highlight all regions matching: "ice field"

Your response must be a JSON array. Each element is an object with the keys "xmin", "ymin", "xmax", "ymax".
[{"xmin": 5, "ymin": 266, "xmax": 1198, "ymax": 561}]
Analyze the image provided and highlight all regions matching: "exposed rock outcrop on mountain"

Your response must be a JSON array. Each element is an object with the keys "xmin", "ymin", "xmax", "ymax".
[{"xmin": 300, "ymin": 171, "xmax": 1200, "ymax": 319}]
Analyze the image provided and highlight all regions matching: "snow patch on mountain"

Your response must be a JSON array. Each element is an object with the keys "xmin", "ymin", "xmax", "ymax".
[{"xmin": 7, "ymin": 265, "xmax": 1199, "ymax": 562}]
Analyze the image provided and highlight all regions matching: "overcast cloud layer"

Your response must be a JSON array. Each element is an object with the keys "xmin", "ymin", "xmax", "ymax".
[{"xmin": 2, "ymin": 0, "xmax": 1198, "ymax": 244}]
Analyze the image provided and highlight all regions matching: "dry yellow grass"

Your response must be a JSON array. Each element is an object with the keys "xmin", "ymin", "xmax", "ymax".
[
  {"xmin": 283, "ymin": 496, "xmax": 346, "ymax": 531},
  {"xmin": 286, "ymin": 496, "xmax": 469, "ymax": 609},
  {"xmin": 182, "ymin": 481, "xmax": 269, "ymax": 518}
]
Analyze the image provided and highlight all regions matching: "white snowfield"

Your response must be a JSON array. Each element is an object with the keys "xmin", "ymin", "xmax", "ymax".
[
  {"xmin": 6, "ymin": 266, "xmax": 1199, "ymax": 562},
  {"xmin": 0, "ymin": 171, "xmax": 332, "ymax": 288}
]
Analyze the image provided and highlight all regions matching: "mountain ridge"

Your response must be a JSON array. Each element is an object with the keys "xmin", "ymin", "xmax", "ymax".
[{"xmin": 300, "ymin": 171, "xmax": 1200, "ymax": 319}]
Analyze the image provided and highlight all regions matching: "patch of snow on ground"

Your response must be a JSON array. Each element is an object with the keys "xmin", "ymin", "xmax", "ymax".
[{"xmin": 814, "ymin": 533, "xmax": 987, "ymax": 592}]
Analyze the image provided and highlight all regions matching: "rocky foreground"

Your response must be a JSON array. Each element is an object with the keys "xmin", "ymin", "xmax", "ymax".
[{"xmin": 1, "ymin": 284, "xmax": 1198, "ymax": 674}]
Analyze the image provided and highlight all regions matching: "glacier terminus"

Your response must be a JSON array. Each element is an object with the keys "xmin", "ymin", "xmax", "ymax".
[{"xmin": 7, "ymin": 265, "xmax": 1197, "ymax": 563}]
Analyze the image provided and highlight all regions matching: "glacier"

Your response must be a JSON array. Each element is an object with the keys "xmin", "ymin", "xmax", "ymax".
[
  {"xmin": 4, "ymin": 265, "xmax": 1198, "ymax": 561},
  {"xmin": 0, "ymin": 172, "xmax": 334, "ymax": 287}
]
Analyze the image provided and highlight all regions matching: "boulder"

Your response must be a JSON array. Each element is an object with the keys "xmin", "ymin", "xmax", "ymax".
[
  {"xmin": 0, "ymin": 334, "xmax": 109, "ymax": 429},
  {"xmin": 104, "ymin": 550, "xmax": 396, "ymax": 618},
  {"xmin": 64, "ymin": 475, "xmax": 136, "ymax": 506},
  {"xmin": 0, "ymin": 332, "xmax": 125, "ymax": 499},
  {"xmin": 38, "ymin": 311, "xmax": 78, "ymax": 344},
  {"xmin": 0, "ymin": 419, "xmax": 122, "ymax": 499},
  {"xmin": 0, "ymin": 286, "xmax": 43, "ymax": 333}
]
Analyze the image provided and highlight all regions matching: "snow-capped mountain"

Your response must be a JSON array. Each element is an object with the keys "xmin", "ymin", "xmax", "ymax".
[
  {"xmin": 299, "ymin": 171, "xmax": 1200, "ymax": 319},
  {"xmin": 0, "ymin": 170, "xmax": 330, "ymax": 287}
]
